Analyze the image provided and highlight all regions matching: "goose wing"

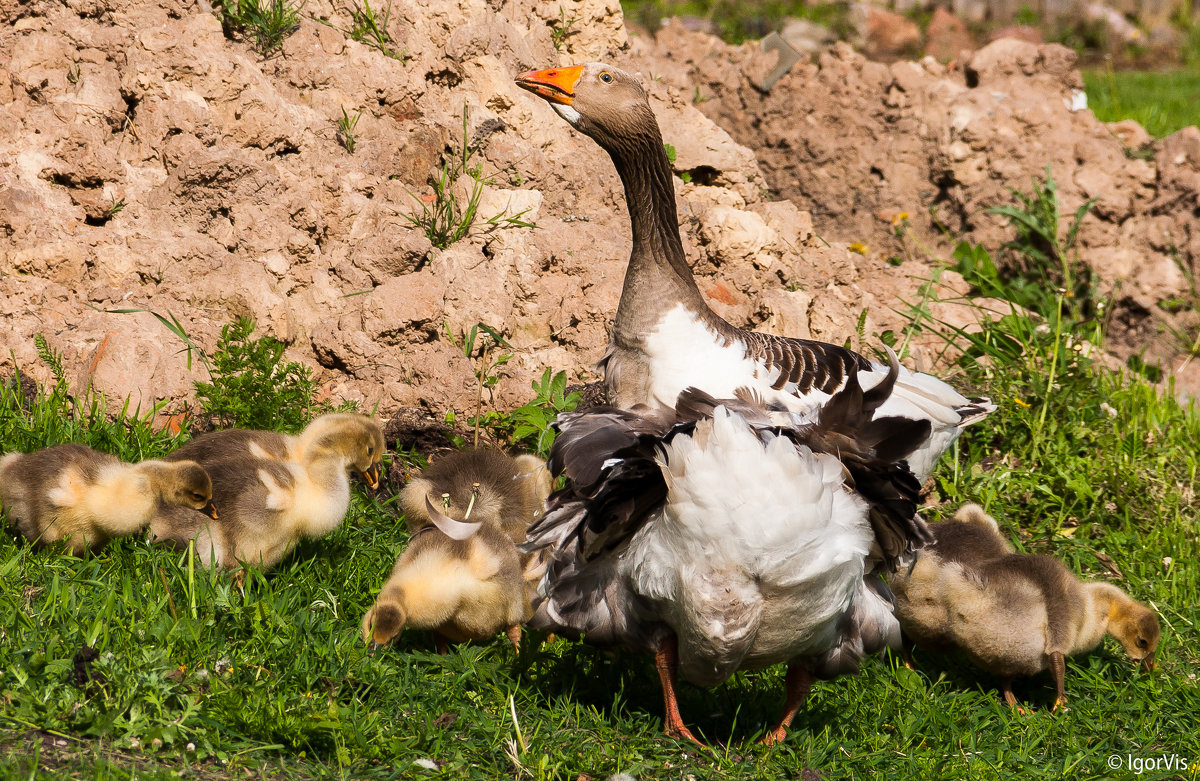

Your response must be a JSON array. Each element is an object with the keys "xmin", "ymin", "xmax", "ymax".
[
  {"xmin": 674, "ymin": 349, "xmax": 931, "ymax": 569},
  {"xmin": 736, "ymin": 329, "xmax": 869, "ymax": 395},
  {"xmin": 528, "ymin": 405, "xmax": 676, "ymax": 564}
]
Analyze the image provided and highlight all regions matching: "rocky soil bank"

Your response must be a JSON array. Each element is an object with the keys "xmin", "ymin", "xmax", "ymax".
[{"xmin": 2, "ymin": 0, "xmax": 1197, "ymax": 425}]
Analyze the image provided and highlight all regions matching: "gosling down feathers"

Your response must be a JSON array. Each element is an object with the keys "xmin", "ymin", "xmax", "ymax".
[
  {"xmin": 363, "ymin": 449, "xmax": 552, "ymax": 653},
  {"xmin": 891, "ymin": 504, "xmax": 1162, "ymax": 712},
  {"xmin": 400, "ymin": 449, "xmax": 551, "ymax": 542},
  {"xmin": 148, "ymin": 414, "xmax": 385, "ymax": 570},
  {"xmin": 515, "ymin": 63, "xmax": 993, "ymax": 482},
  {"xmin": 0, "ymin": 444, "xmax": 215, "ymax": 555},
  {"xmin": 524, "ymin": 353, "xmax": 930, "ymax": 745}
]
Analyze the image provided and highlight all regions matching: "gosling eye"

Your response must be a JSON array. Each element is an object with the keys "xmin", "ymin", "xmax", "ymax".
[
  {"xmin": 191, "ymin": 491, "xmax": 206, "ymax": 502},
  {"xmin": 1136, "ymin": 637, "xmax": 1148, "ymax": 649},
  {"xmin": 599, "ymin": 72, "xmax": 613, "ymax": 84}
]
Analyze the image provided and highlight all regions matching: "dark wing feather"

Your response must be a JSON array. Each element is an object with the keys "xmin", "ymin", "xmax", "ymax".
[
  {"xmin": 734, "ymin": 328, "xmax": 871, "ymax": 396},
  {"xmin": 527, "ymin": 406, "xmax": 674, "ymax": 564},
  {"xmin": 523, "ymin": 407, "xmax": 675, "ymax": 645},
  {"xmin": 796, "ymin": 354, "xmax": 931, "ymax": 568}
]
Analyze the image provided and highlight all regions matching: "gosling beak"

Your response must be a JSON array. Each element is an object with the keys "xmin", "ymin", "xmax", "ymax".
[
  {"xmin": 1140, "ymin": 651, "xmax": 1156, "ymax": 671},
  {"xmin": 515, "ymin": 65, "xmax": 584, "ymax": 106},
  {"xmin": 202, "ymin": 500, "xmax": 220, "ymax": 520},
  {"xmin": 361, "ymin": 463, "xmax": 381, "ymax": 491}
]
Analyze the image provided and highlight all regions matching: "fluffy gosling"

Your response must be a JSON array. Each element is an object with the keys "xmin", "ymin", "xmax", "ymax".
[
  {"xmin": 891, "ymin": 504, "xmax": 1161, "ymax": 712},
  {"xmin": 400, "ymin": 449, "xmax": 551, "ymax": 543},
  {"xmin": 0, "ymin": 443, "xmax": 215, "ymax": 555},
  {"xmin": 363, "ymin": 449, "xmax": 552, "ymax": 652},
  {"xmin": 149, "ymin": 414, "xmax": 385, "ymax": 570}
]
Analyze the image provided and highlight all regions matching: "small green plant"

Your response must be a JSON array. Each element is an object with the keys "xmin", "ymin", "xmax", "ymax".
[
  {"xmin": 403, "ymin": 106, "xmax": 536, "ymax": 250},
  {"xmin": 33, "ymin": 333, "xmax": 67, "ymax": 386},
  {"xmin": 983, "ymin": 166, "xmax": 1098, "ymax": 324},
  {"xmin": 1014, "ymin": 4, "xmax": 1040, "ymax": 26},
  {"xmin": 550, "ymin": 7, "xmax": 579, "ymax": 51},
  {"xmin": 346, "ymin": 0, "xmax": 403, "ymax": 59},
  {"xmin": 663, "ymin": 143, "xmax": 692, "ymax": 183},
  {"xmin": 193, "ymin": 317, "xmax": 319, "ymax": 432},
  {"xmin": 215, "ymin": 0, "xmax": 304, "ymax": 56},
  {"xmin": 105, "ymin": 196, "xmax": 126, "ymax": 218},
  {"xmin": 444, "ymin": 321, "xmax": 513, "ymax": 447},
  {"xmin": 506, "ymin": 369, "xmax": 581, "ymax": 456},
  {"xmin": 66, "ymin": 61, "xmax": 80, "ymax": 85},
  {"xmin": 336, "ymin": 107, "xmax": 361, "ymax": 154}
]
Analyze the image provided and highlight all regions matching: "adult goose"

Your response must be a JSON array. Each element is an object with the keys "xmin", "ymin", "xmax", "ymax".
[
  {"xmin": 524, "ymin": 354, "xmax": 931, "ymax": 744},
  {"xmin": 515, "ymin": 63, "xmax": 993, "ymax": 481}
]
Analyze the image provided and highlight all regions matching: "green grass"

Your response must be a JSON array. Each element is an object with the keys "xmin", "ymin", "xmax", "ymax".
[
  {"xmin": 213, "ymin": 0, "xmax": 304, "ymax": 57},
  {"xmin": 3, "ymin": 179, "xmax": 1200, "ymax": 777},
  {"xmin": 5, "ymin": 326, "xmax": 1199, "ymax": 780},
  {"xmin": 1084, "ymin": 66, "xmax": 1200, "ymax": 139},
  {"xmin": 619, "ymin": 0, "xmax": 853, "ymax": 44},
  {"xmin": 402, "ymin": 106, "xmax": 536, "ymax": 252}
]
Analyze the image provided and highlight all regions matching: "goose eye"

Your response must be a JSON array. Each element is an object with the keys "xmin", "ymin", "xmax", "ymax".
[
  {"xmin": 1136, "ymin": 637, "xmax": 1148, "ymax": 648},
  {"xmin": 599, "ymin": 72, "xmax": 613, "ymax": 84}
]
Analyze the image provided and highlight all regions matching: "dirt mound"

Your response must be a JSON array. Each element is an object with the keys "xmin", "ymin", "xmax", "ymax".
[
  {"xmin": 2, "ymin": 2, "xmax": 1196, "ymax": 423},
  {"xmin": 634, "ymin": 23, "xmax": 1200, "ymax": 391}
]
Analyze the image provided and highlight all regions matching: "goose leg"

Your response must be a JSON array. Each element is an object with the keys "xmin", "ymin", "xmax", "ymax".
[
  {"xmin": 654, "ymin": 635, "xmax": 702, "ymax": 746},
  {"xmin": 1048, "ymin": 651, "xmax": 1067, "ymax": 712},
  {"xmin": 505, "ymin": 624, "xmax": 522, "ymax": 653},
  {"xmin": 759, "ymin": 663, "xmax": 813, "ymax": 746},
  {"xmin": 1001, "ymin": 679, "xmax": 1027, "ymax": 716},
  {"xmin": 433, "ymin": 631, "xmax": 450, "ymax": 655},
  {"xmin": 899, "ymin": 633, "xmax": 917, "ymax": 671}
]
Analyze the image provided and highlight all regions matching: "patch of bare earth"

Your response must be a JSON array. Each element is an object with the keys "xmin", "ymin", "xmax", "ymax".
[{"xmin": 2, "ymin": 0, "xmax": 1196, "ymax": 425}]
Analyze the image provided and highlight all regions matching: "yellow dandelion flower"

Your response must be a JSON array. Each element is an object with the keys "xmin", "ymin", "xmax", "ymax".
[
  {"xmin": 1013, "ymin": 397, "xmax": 1031, "ymax": 409},
  {"xmin": 891, "ymin": 211, "xmax": 910, "ymax": 225},
  {"xmin": 849, "ymin": 242, "xmax": 868, "ymax": 255}
]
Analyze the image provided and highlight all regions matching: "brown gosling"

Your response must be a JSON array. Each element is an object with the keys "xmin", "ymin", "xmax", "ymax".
[
  {"xmin": 0, "ymin": 443, "xmax": 215, "ymax": 555},
  {"xmin": 400, "ymin": 449, "xmax": 551, "ymax": 544},
  {"xmin": 363, "ymin": 449, "xmax": 552, "ymax": 653},
  {"xmin": 163, "ymin": 413, "xmax": 386, "ymax": 489},
  {"xmin": 148, "ymin": 414, "xmax": 386, "ymax": 571},
  {"xmin": 891, "ymin": 504, "xmax": 1161, "ymax": 713}
]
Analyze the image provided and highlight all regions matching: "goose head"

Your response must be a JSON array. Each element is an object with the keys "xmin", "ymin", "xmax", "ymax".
[
  {"xmin": 516, "ymin": 63, "xmax": 661, "ymax": 153},
  {"xmin": 300, "ymin": 414, "xmax": 386, "ymax": 489}
]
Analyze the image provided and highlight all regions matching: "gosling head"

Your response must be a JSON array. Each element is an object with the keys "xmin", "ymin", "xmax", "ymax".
[
  {"xmin": 362, "ymin": 600, "xmax": 406, "ymax": 649},
  {"xmin": 952, "ymin": 502, "xmax": 1000, "ymax": 532},
  {"xmin": 1108, "ymin": 597, "xmax": 1162, "ymax": 671},
  {"xmin": 151, "ymin": 460, "xmax": 219, "ymax": 519},
  {"xmin": 304, "ymin": 414, "xmax": 386, "ymax": 489}
]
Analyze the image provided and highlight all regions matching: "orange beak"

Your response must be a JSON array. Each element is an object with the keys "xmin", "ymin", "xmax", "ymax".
[
  {"xmin": 515, "ymin": 65, "xmax": 584, "ymax": 106},
  {"xmin": 361, "ymin": 463, "xmax": 381, "ymax": 491},
  {"xmin": 202, "ymin": 500, "xmax": 220, "ymax": 520},
  {"xmin": 1140, "ymin": 651, "xmax": 1156, "ymax": 671}
]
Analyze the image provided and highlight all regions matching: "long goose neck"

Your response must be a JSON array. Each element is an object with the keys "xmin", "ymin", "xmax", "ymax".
[{"xmin": 601, "ymin": 123, "xmax": 710, "ymax": 341}]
